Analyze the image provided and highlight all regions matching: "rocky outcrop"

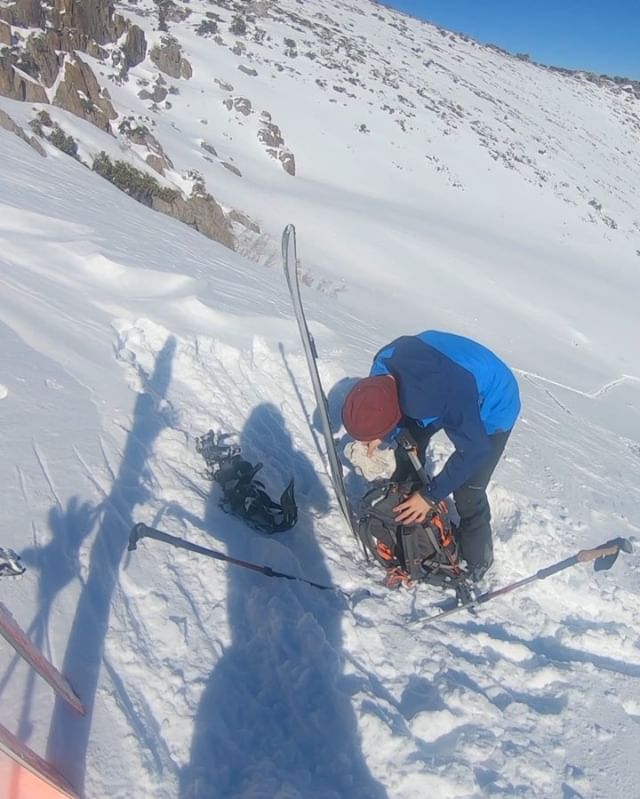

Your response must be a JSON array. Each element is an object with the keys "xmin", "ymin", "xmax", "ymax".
[
  {"xmin": 138, "ymin": 75, "xmax": 169, "ymax": 103},
  {"xmin": 54, "ymin": 56, "xmax": 117, "ymax": 132},
  {"xmin": 49, "ymin": 0, "xmax": 125, "ymax": 48},
  {"xmin": 0, "ymin": 52, "xmax": 48, "ymax": 101},
  {"xmin": 0, "ymin": 0, "xmax": 44, "ymax": 28},
  {"xmin": 152, "ymin": 189, "xmax": 234, "ymax": 248},
  {"xmin": 229, "ymin": 209, "xmax": 260, "ymax": 233},
  {"xmin": 26, "ymin": 32, "xmax": 64, "ymax": 87},
  {"xmin": 257, "ymin": 113, "xmax": 296, "ymax": 175},
  {"xmin": 0, "ymin": 107, "xmax": 46, "ymax": 155},
  {"xmin": 118, "ymin": 117, "xmax": 174, "ymax": 174},
  {"xmin": 150, "ymin": 36, "xmax": 192, "ymax": 79},
  {"xmin": 0, "ymin": 0, "xmax": 147, "ymax": 104},
  {"xmin": 278, "ymin": 150, "xmax": 295, "ymax": 176},
  {"xmin": 0, "ymin": 20, "xmax": 11, "ymax": 46},
  {"xmin": 122, "ymin": 25, "xmax": 147, "ymax": 68},
  {"xmin": 223, "ymin": 96, "xmax": 252, "ymax": 116}
]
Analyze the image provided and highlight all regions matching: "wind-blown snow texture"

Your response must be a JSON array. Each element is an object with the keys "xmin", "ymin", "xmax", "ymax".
[{"xmin": 0, "ymin": 1, "xmax": 639, "ymax": 797}]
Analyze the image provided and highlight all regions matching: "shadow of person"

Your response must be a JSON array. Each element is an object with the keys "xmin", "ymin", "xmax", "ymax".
[
  {"xmin": 179, "ymin": 403, "xmax": 388, "ymax": 799},
  {"xmin": 46, "ymin": 336, "xmax": 177, "ymax": 793},
  {"xmin": 0, "ymin": 498, "xmax": 97, "ymax": 740}
]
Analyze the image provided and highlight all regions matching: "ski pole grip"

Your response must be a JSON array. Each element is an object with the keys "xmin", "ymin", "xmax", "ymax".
[
  {"xmin": 577, "ymin": 544, "xmax": 620, "ymax": 563},
  {"xmin": 128, "ymin": 523, "xmax": 149, "ymax": 551}
]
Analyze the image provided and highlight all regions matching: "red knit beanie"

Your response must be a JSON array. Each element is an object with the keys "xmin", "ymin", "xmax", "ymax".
[{"xmin": 341, "ymin": 375, "xmax": 402, "ymax": 441}]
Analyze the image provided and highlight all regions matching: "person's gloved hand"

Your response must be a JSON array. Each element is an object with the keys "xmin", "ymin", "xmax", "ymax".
[{"xmin": 392, "ymin": 491, "xmax": 435, "ymax": 525}]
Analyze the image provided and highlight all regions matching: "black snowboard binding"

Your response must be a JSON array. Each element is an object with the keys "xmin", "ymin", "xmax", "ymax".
[{"xmin": 196, "ymin": 431, "xmax": 298, "ymax": 534}]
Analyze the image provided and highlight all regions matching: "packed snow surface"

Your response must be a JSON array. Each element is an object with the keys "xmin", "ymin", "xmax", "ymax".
[{"xmin": 0, "ymin": 0, "xmax": 639, "ymax": 797}]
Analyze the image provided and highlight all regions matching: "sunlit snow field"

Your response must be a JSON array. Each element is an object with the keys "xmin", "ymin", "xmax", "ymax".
[{"xmin": 1, "ymin": 0, "xmax": 639, "ymax": 796}]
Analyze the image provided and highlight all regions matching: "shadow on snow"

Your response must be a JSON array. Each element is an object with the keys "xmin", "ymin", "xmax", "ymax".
[
  {"xmin": 44, "ymin": 336, "xmax": 177, "ymax": 792},
  {"xmin": 178, "ymin": 403, "xmax": 388, "ymax": 799}
]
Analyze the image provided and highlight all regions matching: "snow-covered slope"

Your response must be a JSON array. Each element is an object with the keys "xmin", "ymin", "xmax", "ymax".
[{"xmin": 1, "ymin": 1, "xmax": 639, "ymax": 797}]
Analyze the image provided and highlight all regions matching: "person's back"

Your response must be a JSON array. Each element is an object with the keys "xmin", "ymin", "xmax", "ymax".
[
  {"xmin": 371, "ymin": 330, "xmax": 520, "ymax": 436},
  {"xmin": 344, "ymin": 329, "xmax": 520, "ymax": 582}
]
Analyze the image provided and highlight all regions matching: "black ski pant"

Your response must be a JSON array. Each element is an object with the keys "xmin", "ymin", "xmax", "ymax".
[{"xmin": 393, "ymin": 422, "xmax": 511, "ymax": 577}]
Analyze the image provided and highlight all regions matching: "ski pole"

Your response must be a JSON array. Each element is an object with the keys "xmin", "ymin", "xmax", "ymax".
[
  {"xmin": 414, "ymin": 537, "xmax": 633, "ymax": 626},
  {"xmin": 128, "ymin": 523, "xmax": 364, "ymax": 602}
]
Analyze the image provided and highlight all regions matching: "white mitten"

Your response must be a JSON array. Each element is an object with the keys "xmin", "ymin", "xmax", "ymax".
[{"xmin": 345, "ymin": 441, "xmax": 396, "ymax": 481}]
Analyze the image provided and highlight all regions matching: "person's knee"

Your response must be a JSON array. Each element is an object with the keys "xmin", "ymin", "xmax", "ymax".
[{"xmin": 454, "ymin": 486, "xmax": 490, "ymax": 522}]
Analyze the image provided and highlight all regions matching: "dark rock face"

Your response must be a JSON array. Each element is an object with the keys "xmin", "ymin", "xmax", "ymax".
[{"xmin": 123, "ymin": 25, "xmax": 147, "ymax": 68}]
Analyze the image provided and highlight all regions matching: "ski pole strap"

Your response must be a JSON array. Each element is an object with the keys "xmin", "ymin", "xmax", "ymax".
[{"xmin": 128, "ymin": 524, "xmax": 351, "ymax": 598}]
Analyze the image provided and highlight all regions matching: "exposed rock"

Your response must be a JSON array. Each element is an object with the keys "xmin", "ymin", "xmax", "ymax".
[
  {"xmin": 122, "ymin": 25, "xmax": 147, "ymax": 68},
  {"xmin": 138, "ymin": 79, "xmax": 168, "ymax": 103},
  {"xmin": 257, "ymin": 118, "xmax": 295, "ymax": 175},
  {"xmin": 26, "ymin": 33, "xmax": 63, "ymax": 88},
  {"xmin": 0, "ymin": 53, "xmax": 48, "ymax": 101},
  {"xmin": 238, "ymin": 64, "xmax": 258, "ymax": 77},
  {"xmin": 0, "ymin": 107, "xmax": 46, "ymax": 155},
  {"xmin": 2, "ymin": 0, "xmax": 44, "ymax": 28},
  {"xmin": 50, "ymin": 0, "xmax": 121, "ymax": 47},
  {"xmin": 214, "ymin": 78, "xmax": 233, "ymax": 91},
  {"xmin": 224, "ymin": 96, "xmax": 252, "ymax": 116},
  {"xmin": 0, "ymin": 20, "xmax": 11, "ymax": 46},
  {"xmin": 152, "ymin": 190, "xmax": 234, "ymax": 249},
  {"xmin": 146, "ymin": 153, "xmax": 168, "ymax": 174},
  {"xmin": 119, "ymin": 117, "xmax": 174, "ymax": 172},
  {"xmin": 279, "ymin": 150, "xmax": 295, "ymax": 176},
  {"xmin": 201, "ymin": 141, "xmax": 218, "ymax": 157},
  {"xmin": 222, "ymin": 161, "xmax": 242, "ymax": 176},
  {"xmin": 229, "ymin": 209, "xmax": 260, "ymax": 233},
  {"xmin": 234, "ymin": 96, "xmax": 252, "ymax": 115},
  {"xmin": 250, "ymin": 0, "xmax": 272, "ymax": 18},
  {"xmin": 258, "ymin": 120, "xmax": 284, "ymax": 149},
  {"xmin": 150, "ymin": 36, "xmax": 192, "ymax": 80},
  {"xmin": 54, "ymin": 56, "xmax": 117, "ymax": 132}
]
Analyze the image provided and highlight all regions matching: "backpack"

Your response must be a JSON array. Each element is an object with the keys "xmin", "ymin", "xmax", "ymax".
[{"xmin": 357, "ymin": 480, "xmax": 461, "ymax": 589}]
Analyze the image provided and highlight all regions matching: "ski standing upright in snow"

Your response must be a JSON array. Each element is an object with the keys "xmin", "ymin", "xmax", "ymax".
[{"xmin": 281, "ymin": 225, "xmax": 362, "ymax": 551}]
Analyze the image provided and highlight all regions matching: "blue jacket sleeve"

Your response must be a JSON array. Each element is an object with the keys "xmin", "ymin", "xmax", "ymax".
[{"xmin": 424, "ymin": 372, "xmax": 492, "ymax": 500}]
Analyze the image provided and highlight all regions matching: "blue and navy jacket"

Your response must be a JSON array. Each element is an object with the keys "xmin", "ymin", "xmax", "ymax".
[{"xmin": 371, "ymin": 331, "xmax": 520, "ymax": 501}]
